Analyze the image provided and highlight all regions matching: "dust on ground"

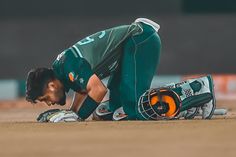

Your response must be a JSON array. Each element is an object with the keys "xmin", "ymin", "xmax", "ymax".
[{"xmin": 0, "ymin": 99, "xmax": 235, "ymax": 157}]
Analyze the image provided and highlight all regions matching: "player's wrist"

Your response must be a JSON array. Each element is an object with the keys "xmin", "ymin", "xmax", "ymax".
[{"xmin": 77, "ymin": 95, "xmax": 100, "ymax": 120}]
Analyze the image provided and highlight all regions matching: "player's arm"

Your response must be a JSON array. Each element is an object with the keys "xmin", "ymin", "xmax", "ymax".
[
  {"xmin": 69, "ymin": 92, "xmax": 87, "ymax": 112},
  {"xmin": 86, "ymin": 74, "xmax": 107, "ymax": 103},
  {"xmin": 70, "ymin": 74, "xmax": 107, "ymax": 118}
]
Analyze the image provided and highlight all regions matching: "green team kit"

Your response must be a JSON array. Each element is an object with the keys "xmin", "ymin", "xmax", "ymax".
[{"xmin": 42, "ymin": 18, "xmax": 216, "ymax": 122}]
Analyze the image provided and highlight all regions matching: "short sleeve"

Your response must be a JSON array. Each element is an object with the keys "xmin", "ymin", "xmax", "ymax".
[{"xmin": 63, "ymin": 56, "xmax": 93, "ymax": 92}]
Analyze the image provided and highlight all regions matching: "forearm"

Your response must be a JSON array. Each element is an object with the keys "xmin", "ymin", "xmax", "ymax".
[
  {"xmin": 69, "ymin": 92, "xmax": 87, "ymax": 112},
  {"xmin": 77, "ymin": 84, "xmax": 107, "ymax": 119},
  {"xmin": 88, "ymin": 85, "xmax": 107, "ymax": 103},
  {"xmin": 71, "ymin": 74, "xmax": 107, "ymax": 119}
]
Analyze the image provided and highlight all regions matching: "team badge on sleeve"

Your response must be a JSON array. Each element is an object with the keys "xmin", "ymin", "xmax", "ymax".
[{"xmin": 69, "ymin": 72, "xmax": 76, "ymax": 82}]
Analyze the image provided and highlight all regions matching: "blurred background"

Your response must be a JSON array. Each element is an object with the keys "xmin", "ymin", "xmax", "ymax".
[
  {"xmin": 0, "ymin": 0, "xmax": 236, "ymax": 100},
  {"xmin": 0, "ymin": 2, "xmax": 235, "ymax": 156}
]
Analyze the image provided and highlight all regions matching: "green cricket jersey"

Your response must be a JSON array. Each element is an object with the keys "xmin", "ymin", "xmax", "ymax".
[{"xmin": 52, "ymin": 22, "xmax": 143, "ymax": 92}]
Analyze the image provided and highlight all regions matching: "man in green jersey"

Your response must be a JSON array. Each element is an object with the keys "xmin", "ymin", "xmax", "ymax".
[{"xmin": 26, "ymin": 18, "xmax": 216, "ymax": 122}]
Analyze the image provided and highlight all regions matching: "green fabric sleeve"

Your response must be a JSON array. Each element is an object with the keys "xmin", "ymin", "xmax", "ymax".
[{"xmin": 63, "ymin": 54, "xmax": 94, "ymax": 91}]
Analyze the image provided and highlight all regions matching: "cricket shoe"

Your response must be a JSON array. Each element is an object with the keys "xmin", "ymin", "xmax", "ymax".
[
  {"xmin": 113, "ymin": 107, "xmax": 128, "ymax": 121},
  {"xmin": 199, "ymin": 75, "xmax": 216, "ymax": 119},
  {"xmin": 135, "ymin": 18, "xmax": 160, "ymax": 32},
  {"xmin": 93, "ymin": 101, "xmax": 113, "ymax": 120}
]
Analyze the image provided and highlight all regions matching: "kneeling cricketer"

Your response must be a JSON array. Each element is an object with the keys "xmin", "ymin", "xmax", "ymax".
[{"xmin": 25, "ymin": 18, "xmax": 216, "ymax": 122}]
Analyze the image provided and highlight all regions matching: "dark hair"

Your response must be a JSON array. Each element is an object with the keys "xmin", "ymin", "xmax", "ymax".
[{"xmin": 26, "ymin": 68, "xmax": 55, "ymax": 103}]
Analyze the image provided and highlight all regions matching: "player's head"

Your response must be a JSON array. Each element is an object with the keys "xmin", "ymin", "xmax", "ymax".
[{"xmin": 25, "ymin": 68, "xmax": 66, "ymax": 106}]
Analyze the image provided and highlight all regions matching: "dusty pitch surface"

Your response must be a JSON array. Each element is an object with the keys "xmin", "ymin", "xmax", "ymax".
[{"xmin": 0, "ymin": 99, "xmax": 235, "ymax": 157}]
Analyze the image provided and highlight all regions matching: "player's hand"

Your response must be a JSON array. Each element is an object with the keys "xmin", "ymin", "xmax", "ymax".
[{"xmin": 37, "ymin": 109, "xmax": 79, "ymax": 122}]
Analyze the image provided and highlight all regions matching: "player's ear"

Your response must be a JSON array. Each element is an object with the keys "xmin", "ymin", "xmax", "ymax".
[{"xmin": 48, "ymin": 81, "xmax": 56, "ymax": 92}]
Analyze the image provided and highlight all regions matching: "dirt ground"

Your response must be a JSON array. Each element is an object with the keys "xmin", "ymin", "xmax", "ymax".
[{"xmin": 0, "ymin": 99, "xmax": 235, "ymax": 157}]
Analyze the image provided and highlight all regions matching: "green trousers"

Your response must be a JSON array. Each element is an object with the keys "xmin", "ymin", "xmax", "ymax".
[{"xmin": 107, "ymin": 23, "xmax": 162, "ymax": 119}]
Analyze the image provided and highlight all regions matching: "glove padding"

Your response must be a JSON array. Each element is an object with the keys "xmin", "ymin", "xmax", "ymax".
[{"xmin": 37, "ymin": 109, "xmax": 79, "ymax": 123}]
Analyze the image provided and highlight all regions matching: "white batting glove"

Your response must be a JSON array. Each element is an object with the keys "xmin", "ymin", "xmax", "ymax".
[{"xmin": 48, "ymin": 110, "xmax": 79, "ymax": 122}]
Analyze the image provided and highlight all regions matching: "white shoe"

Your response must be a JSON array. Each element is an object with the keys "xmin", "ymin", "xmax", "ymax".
[
  {"xmin": 94, "ymin": 101, "xmax": 113, "ymax": 120},
  {"xmin": 135, "ymin": 18, "xmax": 160, "ymax": 32},
  {"xmin": 113, "ymin": 107, "xmax": 128, "ymax": 121}
]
